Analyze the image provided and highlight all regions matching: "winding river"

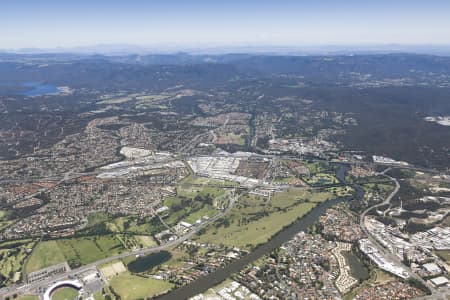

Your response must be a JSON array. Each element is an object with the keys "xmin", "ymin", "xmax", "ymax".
[{"xmin": 157, "ymin": 164, "xmax": 364, "ymax": 300}]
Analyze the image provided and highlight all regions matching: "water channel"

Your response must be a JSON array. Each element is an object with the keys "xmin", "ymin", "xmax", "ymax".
[
  {"xmin": 157, "ymin": 163, "xmax": 364, "ymax": 300},
  {"xmin": 128, "ymin": 251, "xmax": 172, "ymax": 273},
  {"xmin": 344, "ymin": 251, "xmax": 370, "ymax": 281}
]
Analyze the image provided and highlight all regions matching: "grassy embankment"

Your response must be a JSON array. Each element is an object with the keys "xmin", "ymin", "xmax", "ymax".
[{"xmin": 196, "ymin": 188, "xmax": 333, "ymax": 249}]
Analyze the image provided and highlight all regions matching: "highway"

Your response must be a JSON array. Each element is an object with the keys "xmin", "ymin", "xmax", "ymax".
[
  {"xmin": 359, "ymin": 169, "xmax": 400, "ymax": 229},
  {"xmin": 358, "ymin": 169, "xmax": 440, "ymax": 297},
  {"xmin": 0, "ymin": 190, "xmax": 240, "ymax": 297},
  {"xmin": 0, "ymin": 155, "xmax": 446, "ymax": 297}
]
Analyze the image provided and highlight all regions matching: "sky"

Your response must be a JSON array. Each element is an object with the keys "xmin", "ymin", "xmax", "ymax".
[{"xmin": 1, "ymin": 0, "xmax": 450, "ymax": 50}]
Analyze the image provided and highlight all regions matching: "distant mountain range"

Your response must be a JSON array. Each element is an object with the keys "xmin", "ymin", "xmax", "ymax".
[
  {"xmin": 1, "ymin": 52, "xmax": 450, "ymax": 91},
  {"xmin": 1, "ymin": 44, "xmax": 450, "ymax": 56}
]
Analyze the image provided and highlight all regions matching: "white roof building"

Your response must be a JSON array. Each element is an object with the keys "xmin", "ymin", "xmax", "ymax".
[
  {"xmin": 430, "ymin": 276, "xmax": 449, "ymax": 287},
  {"xmin": 423, "ymin": 262, "xmax": 441, "ymax": 274}
]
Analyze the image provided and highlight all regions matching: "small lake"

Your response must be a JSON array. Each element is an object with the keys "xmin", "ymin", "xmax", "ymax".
[
  {"xmin": 0, "ymin": 81, "xmax": 60, "ymax": 96},
  {"xmin": 344, "ymin": 250, "xmax": 370, "ymax": 281},
  {"xmin": 127, "ymin": 251, "xmax": 172, "ymax": 273},
  {"xmin": 157, "ymin": 163, "xmax": 366, "ymax": 300},
  {"xmin": 21, "ymin": 81, "xmax": 59, "ymax": 97}
]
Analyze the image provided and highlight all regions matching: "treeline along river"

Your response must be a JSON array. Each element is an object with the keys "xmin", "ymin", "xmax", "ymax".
[{"xmin": 157, "ymin": 164, "xmax": 364, "ymax": 300}]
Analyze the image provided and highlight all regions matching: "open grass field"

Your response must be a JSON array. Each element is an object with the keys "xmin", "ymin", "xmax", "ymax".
[
  {"xmin": 87, "ymin": 212, "xmax": 111, "ymax": 226},
  {"xmin": 25, "ymin": 240, "xmax": 65, "ymax": 273},
  {"xmin": 435, "ymin": 250, "xmax": 450, "ymax": 263},
  {"xmin": 180, "ymin": 175, "xmax": 238, "ymax": 187},
  {"xmin": 93, "ymin": 289, "xmax": 116, "ymax": 300},
  {"xmin": 272, "ymin": 188, "xmax": 332, "ymax": 206},
  {"xmin": 136, "ymin": 235, "xmax": 157, "ymax": 248},
  {"xmin": 161, "ymin": 176, "xmax": 236, "ymax": 226},
  {"xmin": 272, "ymin": 175, "xmax": 296, "ymax": 184},
  {"xmin": 304, "ymin": 161, "xmax": 335, "ymax": 175},
  {"xmin": 109, "ymin": 272, "xmax": 173, "ymax": 300},
  {"xmin": 302, "ymin": 173, "xmax": 339, "ymax": 186},
  {"xmin": 16, "ymin": 295, "xmax": 39, "ymax": 300},
  {"xmin": 160, "ymin": 249, "xmax": 189, "ymax": 268},
  {"xmin": 93, "ymin": 291, "xmax": 104, "ymax": 300},
  {"xmin": 51, "ymin": 287, "xmax": 79, "ymax": 300},
  {"xmin": 216, "ymin": 133, "xmax": 246, "ymax": 146},
  {"xmin": 176, "ymin": 185, "xmax": 227, "ymax": 199},
  {"xmin": 196, "ymin": 188, "xmax": 332, "ymax": 249},
  {"xmin": 57, "ymin": 235, "xmax": 125, "ymax": 267},
  {"xmin": 98, "ymin": 96, "xmax": 133, "ymax": 104},
  {"xmin": 135, "ymin": 94, "xmax": 171, "ymax": 101},
  {"xmin": 372, "ymin": 268, "xmax": 397, "ymax": 284},
  {"xmin": 136, "ymin": 103, "xmax": 169, "ymax": 110},
  {"xmin": 100, "ymin": 260, "xmax": 127, "ymax": 278},
  {"xmin": 0, "ymin": 210, "xmax": 12, "ymax": 232},
  {"xmin": 106, "ymin": 217, "xmax": 126, "ymax": 232},
  {"xmin": 163, "ymin": 184, "xmax": 229, "ymax": 226},
  {"xmin": 182, "ymin": 206, "xmax": 217, "ymax": 224},
  {"xmin": 183, "ymin": 175, "xmax": 234, "ymax": 190},
  {"xmin": 0, "ymin": 210, "xmax": 8, "ymax": 220},
  {"xmin": 197, "ymin": 202, "xmax": 315, "ymax": 248},
  {"xmin": 164, "ymin": 195, "xmax": 218, "ymax": 226}
]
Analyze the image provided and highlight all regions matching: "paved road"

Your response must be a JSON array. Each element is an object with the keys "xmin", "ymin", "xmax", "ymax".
[
  {"xmin": 359, "ymin": 171, "xmax": 439, "ymax": 296},
  {"xmin": 0, "ymin": 155, "xmax": 444, "ymax": 297},
  {"xmin": 0, "ymin": 190, "xmax": 240, "ymax": 296},
  {"xmin": 413, "ymin": 288, "xmax": 450, "ymax": 300},
  {"xmin": 359, "ymin": 171, "xmax": 400, "ymax": 227}
]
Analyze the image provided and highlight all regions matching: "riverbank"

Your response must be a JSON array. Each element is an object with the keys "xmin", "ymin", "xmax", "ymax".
[
  {"xmin": 157, "ymin": 164, "xmax": 361, "ymax": 300},
  {"xmin": 157, "ymin": 195, "xmax": 354, "ymax": 299}
]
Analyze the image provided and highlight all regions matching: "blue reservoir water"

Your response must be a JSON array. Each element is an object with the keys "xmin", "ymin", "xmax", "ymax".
[
  {"xmin": 21, "ymin": 82, "xmax": 59, "ymax": 96},
  {"xmin": 127, "ymin": 251, "xmax": 172, "ymax": 273}
]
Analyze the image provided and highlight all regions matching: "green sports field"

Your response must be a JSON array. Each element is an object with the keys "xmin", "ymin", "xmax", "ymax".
[
  {"xmin": 109, "ymin": 272, "xmax": 173, "ymax": 299},
  {"xmin": 51, "ymin": 287, "xmax": 79, "ymax": 300}
]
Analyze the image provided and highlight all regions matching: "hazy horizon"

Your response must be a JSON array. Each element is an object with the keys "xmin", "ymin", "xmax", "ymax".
[
  {"xmin": 3, "ymin": 43, "xmax": 450, "ymax": 57},
  {"xmin": 2, "ymin": 0, "xmax": 450, "ymax": 50}
]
